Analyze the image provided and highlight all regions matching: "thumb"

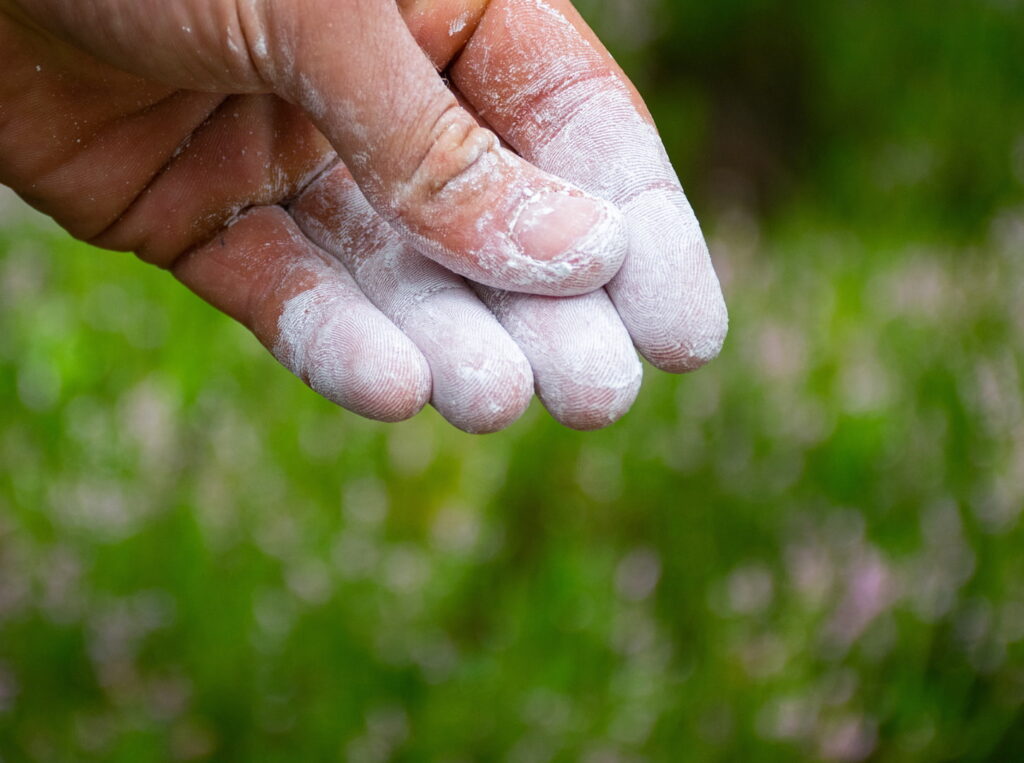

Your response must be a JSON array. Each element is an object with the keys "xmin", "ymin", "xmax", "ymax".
[
  {"xmin": 6, "ymin": 0, "xmax": 628, "ymax": 296},
  {"xmin": 246, "ymin": 0, "xmax": 628, "ymax": 296}
]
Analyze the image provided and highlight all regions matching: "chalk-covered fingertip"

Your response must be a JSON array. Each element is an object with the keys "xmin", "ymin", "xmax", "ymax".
[
  {"xmin": 435, "ymin": 353, "xmax": 534, "ymax": 435},
  {"xmin": 539, "ymin": 354, "xmax": 643, "ymax": 431},
  {"xmin": 641, "ymin": 291, "xmax": 730, "ymax": 374},
  {"xmin": 275, "ymin": 283, "xmax": 432, "ymax": 422},
  {"xmin": 314, "ymin": 334, "xmax": 432, "ymax": 422}
]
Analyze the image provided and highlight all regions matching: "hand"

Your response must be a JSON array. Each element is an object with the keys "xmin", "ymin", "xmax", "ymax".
[
  {"xmin": 0, "ymin": 0, "xmax": 727, "ymax": 432},
  {"xmin": 291, "ymin": 0, "xmax": 730, "ymax": 431}
]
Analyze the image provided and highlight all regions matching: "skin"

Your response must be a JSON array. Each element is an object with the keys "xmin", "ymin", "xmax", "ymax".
[{"xmin": 0, "ymin": 0, "xmax": 728, "ymax": 432}]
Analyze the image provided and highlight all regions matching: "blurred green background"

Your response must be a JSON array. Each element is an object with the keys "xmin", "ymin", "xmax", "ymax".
[{"xmin": 2, "ymin": 0, "xmax": 1023, "ymax": 760}]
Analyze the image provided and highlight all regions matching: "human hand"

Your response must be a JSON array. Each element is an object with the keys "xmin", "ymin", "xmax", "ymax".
[
  {"xmin": 290, "ymin": 0, "xmax": 731, "ymax": 431},
  {"xmin": 0, "ymin": 0, "xmax": 727, "ymax": 432}
]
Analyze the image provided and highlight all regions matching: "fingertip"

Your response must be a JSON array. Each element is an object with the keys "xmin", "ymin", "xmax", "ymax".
[
  {"xmin": 178, "ymin": 204, "xmax": 431, "ymax": 424},
  {"xmin": 477, "ymin": 288, "xmax": 642, "ymax": 431},
  {"xmin": 638, "ymin": 287, "xmax": 730, "ymax": 374},
  {"xmin": 438, "ymin": 349, "xmax": 534, "ymax": 434},
  {"xmin": 276, "ymin": 283, "xmax": 432, "ymax": 422},
  {"xmin": 329, "ymin": 334, "xmax": 433, "ymax": 423},
  {"xmin": 404, "ymin": 291, "xmax": 535, "ymax": 434},
  {"xmin": 608, "ymin": 189, "xmax": 730, "ymax": 374},
  {"xmin": 539, "ymin": 352, "xmax": 643, "ymax": 431}
]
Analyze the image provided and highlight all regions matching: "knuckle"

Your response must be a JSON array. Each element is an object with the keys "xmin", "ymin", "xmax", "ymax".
[{"xmin": 391, "ymin": 105, "xmax": 499, "ymax": 222}]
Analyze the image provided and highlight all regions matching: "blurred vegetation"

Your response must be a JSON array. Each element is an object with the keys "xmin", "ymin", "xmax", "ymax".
[{"xmin": 1, "ymin": 0, "xmax": 1023, "ymax": 760}]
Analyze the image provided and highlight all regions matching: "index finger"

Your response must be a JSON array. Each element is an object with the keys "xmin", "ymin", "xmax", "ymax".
[{"xmin": 449, "ymin": 0, "xmax": 729, "ymax": 372}]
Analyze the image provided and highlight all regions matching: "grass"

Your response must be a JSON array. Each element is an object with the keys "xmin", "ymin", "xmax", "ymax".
[{"xmin": 1, "ymin": 193, "xmax": 1022, "ymax": 760}]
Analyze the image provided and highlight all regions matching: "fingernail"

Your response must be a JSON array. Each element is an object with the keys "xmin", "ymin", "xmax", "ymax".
[{"xmin": 511, "ymin": 192, "xmax": 620, "ymax": 264}]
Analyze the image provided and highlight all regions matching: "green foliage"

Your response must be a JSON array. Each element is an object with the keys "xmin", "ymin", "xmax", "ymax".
[
  {"xmin": 1, "ymin": 1, "xmax": 1023, "ymax": 760},
  {"xmin": 584, "ymin": 0, "xmax": 1024, "ymax": 241}
]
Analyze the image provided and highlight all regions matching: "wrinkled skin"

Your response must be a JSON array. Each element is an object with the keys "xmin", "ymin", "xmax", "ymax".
[{"xmin": 0, "ymin": 0, "xmax": 728, "ymax": 432}]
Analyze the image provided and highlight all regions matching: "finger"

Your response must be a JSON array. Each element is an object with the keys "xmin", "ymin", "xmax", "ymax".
[
  {"xmin": 443, "ymin": 86, "xmax": 644, "ymax": 429},
  {"xmin": 474, "ymin": 286, "xmax": 642, "ymax": 431},
  {"xmin": 451, "ymin": 0, "xmax": 729, "ymax": 371},
  {"xmin": 291, "ymin": 163, "xmax": 534, "ymax": 434},
  {"xmin": 293, "ymin": 91, "xmax": 641, "ymax": 432},
  {"xmin": 172, "ymin": 205, "xmax": 431, "ymax": 422},
  {"xmin": 11, "ymin": 0, "xmax": 627, "ymax": 295},
  {"xmin": 241, "ymin": 0, "xmax": 628, "ymax": 295}
]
